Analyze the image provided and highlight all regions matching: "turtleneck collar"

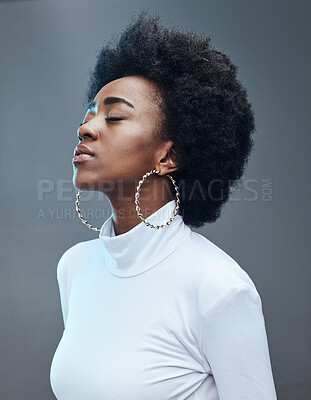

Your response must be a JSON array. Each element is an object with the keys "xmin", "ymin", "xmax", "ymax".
[{"xmin": 99, "ymin": 199, "xmax": 191, "ymax": 278}]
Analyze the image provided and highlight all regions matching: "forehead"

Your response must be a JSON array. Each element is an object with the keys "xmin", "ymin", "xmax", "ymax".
[{"xmin": 93, "ymin": 76, "xmax": 162, "ymax": 112}]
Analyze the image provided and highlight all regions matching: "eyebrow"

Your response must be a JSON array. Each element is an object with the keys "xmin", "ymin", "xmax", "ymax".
[{"xmin": 87, "ymin": 96, "xmax": 135, "ymax": 111}]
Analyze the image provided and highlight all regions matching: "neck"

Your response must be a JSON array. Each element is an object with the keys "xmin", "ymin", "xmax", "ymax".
[{"xmin": 104, "ymin": 175, "xmax": 175, "ymax": 236}]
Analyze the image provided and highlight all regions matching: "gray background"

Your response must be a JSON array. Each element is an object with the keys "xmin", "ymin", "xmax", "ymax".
[{"xmin": 0, "ymin": 0, "xmax": 310, "ymax": 398}]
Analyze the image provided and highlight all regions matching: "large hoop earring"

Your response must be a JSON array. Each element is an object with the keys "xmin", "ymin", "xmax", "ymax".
[
  {"xmin": 135, "ymin": 168, "xmax": 180, "ymax": 229},
  {"xmin": 75, "ymin": 190, "xmax": 101, "ymax": 232}
]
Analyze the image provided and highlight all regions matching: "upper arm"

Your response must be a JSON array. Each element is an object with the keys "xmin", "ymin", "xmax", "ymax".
[{"xmin": 200, "ymin": 285, "xmax": 278, "ymax": 399}]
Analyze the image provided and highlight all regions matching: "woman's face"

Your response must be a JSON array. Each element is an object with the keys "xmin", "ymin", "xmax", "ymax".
[{"xmin": 73, "ymin": 76, "xmax": 172, "ymax": 196}]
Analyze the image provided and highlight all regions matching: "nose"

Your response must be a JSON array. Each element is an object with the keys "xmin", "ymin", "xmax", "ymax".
[{"xmin": 77, "ymin": 122, "xmax": 98, "ymax": 142}]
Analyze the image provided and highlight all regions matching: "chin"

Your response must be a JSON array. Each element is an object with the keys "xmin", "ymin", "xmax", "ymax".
[{"xmin": 72, "ymin": 172, "xmax": 96, "ymax": 191}]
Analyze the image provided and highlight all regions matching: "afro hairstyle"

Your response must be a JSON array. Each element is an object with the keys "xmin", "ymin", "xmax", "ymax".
[{"xmin": 84, "ymin": 10, "xmax": 256, "ymax": 228}]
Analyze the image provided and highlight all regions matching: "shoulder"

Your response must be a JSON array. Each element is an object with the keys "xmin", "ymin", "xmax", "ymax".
[
  {"xmin": 56, "ymin": 238, "xmax": 103, "ymax": 281},
  {"xmin": 177, "ymin": 230, "xmax": 261, "ymax": 314}
]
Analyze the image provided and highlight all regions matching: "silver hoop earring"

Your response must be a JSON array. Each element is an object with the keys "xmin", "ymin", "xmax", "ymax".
[
  {"xmin": 75, "ymin": 190, "xmax": 101, "ymax": 232},
  {"xmin": 135, "ymin": 168, "xmax": 180, "ymax": 229}
]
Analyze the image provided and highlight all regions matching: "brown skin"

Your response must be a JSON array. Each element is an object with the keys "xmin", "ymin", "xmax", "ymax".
[{"xmin": 73, "ymin": 76, "xmax": 179, "ymax": 235}]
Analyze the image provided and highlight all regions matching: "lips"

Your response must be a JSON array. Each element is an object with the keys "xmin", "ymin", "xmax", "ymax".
[
  {"xmin": 73, "ymin": 144, "xmax": 95, "ymax": 164},
  {"xmin": 74, "ymin": 144, "xmax": 95, "ymax": 157}
]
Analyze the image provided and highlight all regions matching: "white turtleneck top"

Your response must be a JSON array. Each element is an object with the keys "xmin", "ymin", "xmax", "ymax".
[{"xmin": 50, "ymin": 199, "xmax": 277, "ymax": 400}]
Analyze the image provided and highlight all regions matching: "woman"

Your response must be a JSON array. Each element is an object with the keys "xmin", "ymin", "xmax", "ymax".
[{"xmin": 50, "ymin": 11, "xmax": 277, "ymax": 400}]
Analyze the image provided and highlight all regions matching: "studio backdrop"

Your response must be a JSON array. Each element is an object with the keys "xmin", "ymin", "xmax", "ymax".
[{"xmin": 0, "ymin": 0, "xmax": 310, "ymax": 399}]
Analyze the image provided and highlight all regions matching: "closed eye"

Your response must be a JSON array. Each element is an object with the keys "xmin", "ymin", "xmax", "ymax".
[{"xmin": 105, "ymin": 117, "xmax": 123, "ymax": 121}]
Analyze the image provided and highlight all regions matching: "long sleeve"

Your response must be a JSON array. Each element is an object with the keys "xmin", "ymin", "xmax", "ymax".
[{"xmin": 200, "ymin": 284, "xmax": 278, "ymax": 399}]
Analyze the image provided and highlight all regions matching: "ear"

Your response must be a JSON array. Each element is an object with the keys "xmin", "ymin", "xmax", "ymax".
[{"xmin": 155, "ymin": 141, "xmax": 180, "ymax": 176}]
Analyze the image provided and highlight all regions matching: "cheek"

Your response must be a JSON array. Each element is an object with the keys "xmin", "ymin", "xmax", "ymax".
[
  {"xmin": 120, "ymin": 142, "xmax": 155, "ymax": 172},
  {"xmin": 115, "ymin": 138, "xmax": 157, "ymax": 179},
  {"xmin": 124, "ymin": 141, "xmax": 154, "ymax": 158},
  {"xmin": 96, "ymin": 122, "xmax": 159, "ymax": 177},
  {"xmin": 117, "ymin": 128, "xmax": 157, "ymax": 159}
]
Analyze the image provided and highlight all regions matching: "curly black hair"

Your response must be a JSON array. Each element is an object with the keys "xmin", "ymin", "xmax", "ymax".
[{"xmin": 84, "ymin": 10, "xmax": 256, "ymax": 228}]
